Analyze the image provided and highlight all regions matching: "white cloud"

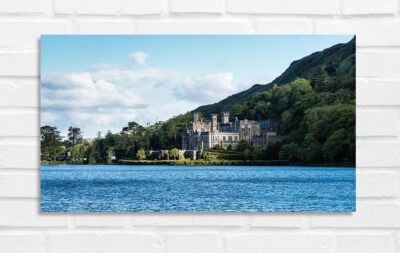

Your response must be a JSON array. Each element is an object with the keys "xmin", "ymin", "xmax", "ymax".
[
  {"xmin": 171, "ymin": 72, "xmax": 236, "ymax": 103},
  {"xmin": 41, "ymin": 68, "xmax": 243, "ymax": 137},
  {"xmin": 91, "ymin": 69, "xmax": 237, "ymax": 104},
  {"xmin": 41, "ymin": 72, "xmax": 147, "ymax": 135},
  {"xmin": 42, "ymin": 72, "xmax": 146, "ymax": 110},
  {"xmin": 130, "ymin": 52, "xmax": 149, "ymax": 65}
]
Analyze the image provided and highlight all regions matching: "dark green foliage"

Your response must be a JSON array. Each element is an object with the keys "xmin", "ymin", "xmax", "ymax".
[
  {"xmin": 236, "ymin": 139, "xmax": 250, "ymax": 152},
  {"xmin": 41, "ymin": 126, "xmax": 64, "ymax": 163},
  {"xmin": 263, "ymin": 142, "xmax": 282, "ymax": 160},
  {"xmin": 297, "ymin": 134, "xmax": 322, "ymax": 163},
  {"xmin": 279, "ymin": 143, "xmax": 299, "ymax": 161},
  {"xmin": 243, "ymin": 148, "xmax": 252, "ymax": 160},
  {"xmin": 322, "ymin": 128, "xmax": 354, "ymax": 162},
  {"xmin": 67, "ymin": 127, "xmax": 83, "ymax": 147}
]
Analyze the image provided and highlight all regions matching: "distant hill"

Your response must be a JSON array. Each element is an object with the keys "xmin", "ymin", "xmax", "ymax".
[{"xmin": 193, "ymin": 37, "xmax": 355, "ymax": 117}]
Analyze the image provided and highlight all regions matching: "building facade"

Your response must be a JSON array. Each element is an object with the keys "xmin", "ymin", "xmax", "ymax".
[{"xmin": 182, "ymin": 112, "xmax": 283, "ymax": 151}]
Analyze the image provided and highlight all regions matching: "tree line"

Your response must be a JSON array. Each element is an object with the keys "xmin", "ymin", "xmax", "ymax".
[{"xmin": 41, "ymin": 115, "xmax": 192, "ymax": 164}]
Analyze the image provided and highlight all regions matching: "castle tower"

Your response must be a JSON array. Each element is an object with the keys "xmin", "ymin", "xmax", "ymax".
[
  {"xmin": 193, "ymin": 112, "xmax": 200, "ymax": 122},
  {"xmin": 221, "ymin": 112, "xmax": 229, "ymax": 124},
  {"xmin": 211, "ymin": 114, "xmax": 218, "ymax": 132}
]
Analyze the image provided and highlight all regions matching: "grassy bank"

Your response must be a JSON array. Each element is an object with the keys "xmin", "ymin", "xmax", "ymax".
[
  {"xmin": 117, "ymin": 159, "xmax": 354, "ymax": 167},
  {"xmin": 118, "ymin": 159, "xmax": 288, "ymax": 166},
  {"xmin": 41, "ymin": 159, "xmax": 354, "ymax": 167}
]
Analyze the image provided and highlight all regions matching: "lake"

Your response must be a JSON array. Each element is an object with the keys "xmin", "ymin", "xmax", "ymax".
[{"xmin": 40, "ymin": 165, "xmax": 355, "ymax": 212}]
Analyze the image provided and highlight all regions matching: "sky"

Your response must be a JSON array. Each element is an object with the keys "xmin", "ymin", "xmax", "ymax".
[{"xmin": 41, "ymin": 35, "xmax": 354, "ymax": 138}]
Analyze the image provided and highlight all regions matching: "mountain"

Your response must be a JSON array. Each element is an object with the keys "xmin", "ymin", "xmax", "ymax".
[{"xmin": 193, "ymin": 37, "xmax": 355, "ymax": 117}]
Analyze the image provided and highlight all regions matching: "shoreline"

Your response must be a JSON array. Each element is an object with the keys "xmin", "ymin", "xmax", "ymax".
[{"xmin": 41, "ymin": 159, "xmax": 355, "ymax": 167}]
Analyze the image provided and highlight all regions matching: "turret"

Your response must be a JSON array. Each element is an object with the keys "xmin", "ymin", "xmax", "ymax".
[
  {"xmin": 211, "ymin": 114, "xmax": 218, "ymax": 132},
  {"xmin": 221, "ymin": 112, "xmax": 229, "ymax": 124},
  {"xmin": 193, "ymin": 112, "xmax": 200, "ymax": 122}
]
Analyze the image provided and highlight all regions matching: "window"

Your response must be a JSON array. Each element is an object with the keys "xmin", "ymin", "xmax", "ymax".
[
  {"xmin": 223, "ymin": 136, "xmax": 226, "ymax": 141},
  {"xmin": 235, "ymin": 136, "xmax": 238, "ymax": 141},
  {"xmin": 228, "ymin": 136, "xmax": 232, "ymax": 141}
]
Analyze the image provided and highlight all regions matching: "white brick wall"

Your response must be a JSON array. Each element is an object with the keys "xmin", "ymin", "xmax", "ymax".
[{"xmin": 0, "ymin": 0, "xmax": 399, "ymax": 252}]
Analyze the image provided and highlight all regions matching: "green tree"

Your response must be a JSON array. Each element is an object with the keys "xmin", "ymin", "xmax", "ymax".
[
  {"xmin": 236, "ymin": 139, "xmax": 250, "ymax": 152},
  {"xmin": 88, "ymin": 153, "xmax": 96, "ymax": 164},
  {"xmin": 136, "ymin": 148, "xmax": 146, "ymax": 160},
  {"xmin": 231, "ymin": 103, "xmax": 246, "ymax": 118},
  {"xmin": 279, "ymin": 143, "xmax": 299, "ymax": 161},
  {"xmin": 322, "ymin": 128, "xmax": 350, "ymax": 162},
  {"xmin": 170, "ymin": 148, "xmax": 180, "ymax": 160},
  {"xmin": 243, "ymin": 148, "xmax": 252, "ymax": 160},
  {"xmin": 166, "ymin": 121, "xmax": 178, "ymax": 144},
  {"xmin": 41, "ymin": 126, "xmax": 64, "ymax": 163},
  {"xmin": 67, "ymin": 127, "xmax": 83, "ymax": 147},
  {"xmin": 297, "ymin": 134, "xmax": 322, "ymax": 163},
  {"xmin": 163, "ymin": 150, "xmax": 170, "ymax": 160},
  {"xmin": 264, "ymin": 142, "xmax": 282, "ymax": 160},
  {"xmin": 70, "ymin": 139, "xmax": 91, "ymax": 163},
  {"xmin": 252, "ymin": 147, "xmax": 262, "ymax": 160},
  {"xmin": 106, "ymin": 148, "xmax": 115, "ymax": 164}
]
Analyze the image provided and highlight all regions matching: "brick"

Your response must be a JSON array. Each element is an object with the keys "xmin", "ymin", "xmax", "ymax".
[
  {"xmin": 225, "ymin": 234, "xmax": 333, "ymax": 253},
  {"xmin": 73, "ymin": 214, "xmax": 131, "ymax": 227},
  {"xmin": 255, "ymin": 20, "xmax": 313, "ymax": 34},
  {"xmin": 227, "ymin": 0, "xmax": 340, "ymax": 14},
  {"xmin": 0, "ymin": 173, "xmax": 39, "ymax": 198},
  {"xmin": 357, "ymin": 50, "xmax": 400, "ymax": 77},
  {"xmin": 131, "ymin": 214, "xmax": 248, "ymax": 227},
  {"xmin": 0, "ymin": 145, "xmax": 39, "ymax": 169},
  {"xmin": 0, "ymin": 21, "xmax": 72, "ymax": 50},
  {"xmin": 121, "ymin": 0, "xmax": 164, "ymax": 15},
  {"xmin": 54, "ymin": 0, "xmax": 121, "ymax": 15},
  {"xmin": 0, "ymin": 201, "xmax": 68, "ymax": 227},
  {"xmin": 336, "ymin": 234, "xmax": 396, "ymax": 253},
  {"xmin": 357, "ymin": 142, "xmax": 400, "ymax": 167},
  {"xmin": 191, "ymin": 215, "xmax": 249, "ymax": 227},
  {"xmin": 78, "ymin": 20, "xmax": 134, "ymax": 34},
  {"xmin": 357, "ymin": 78, "xmax": 400, "ymax": 105},
  {"xmin": 0, "ymin": 234, "xmax": 45, "ymax": 253},
  {"xmin": 131, "ymin": 214, "xmax": 193, "ymax": 226},
  {"xmin": 48, "ymin": 233, "xmax": 160, "ymax": 253},
  {"xmin": 0, "ymin": 0, "xmax": 47, "ymax": 14},
  {"xmin": 135, "ymin": 20, "xmax": 253, "ymax": 34},
  {"xmin": 0, "ymin": 114, "xmax": 38, "ymax": 137},
  {"xmin": 166, "ymin": 234, "xmax": 222, "ymax": 253},
  {"xmin": 357, "ymin": 171, "xmax": 398, "ymax": 197},
  {"xmin": 356, "ymin": 110, "xmax": 398, "ymax": 137},
  {"xmin": 310, "ymin": 203, "xmax": 400, "ymax": 228},
  {"xmin": 250, "ymin": 213, "xmax": 303, "ymax": 227},
  {"xmin": 342, "ymin": 0, "xmax": 395, "ymax": 15},
  {"xmin": 169, "ymin": 0, "xmax": 224, "ymax": 13},
  {"xmin": 0, "ymin": 53, "xmax": 38, "ymax": 76},
  {"xmin": 315, "ymin": 18, "xmax": 400, "ymax": 46},
  {"xmin": 0, "ymin": 79, "xmax": 38, "ymax": 107},
  {"xmin": 55, "ymin": 0, "xmax": 164, "ymax": 15}
]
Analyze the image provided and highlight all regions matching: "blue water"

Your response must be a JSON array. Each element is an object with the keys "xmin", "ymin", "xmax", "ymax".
[{"xmin": 40, "ymin": 165, "xmax": 355, "ymax": 212}]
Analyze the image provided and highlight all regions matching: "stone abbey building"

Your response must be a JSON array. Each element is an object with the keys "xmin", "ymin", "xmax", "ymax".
[{"xmin": 182, "ymin": 112, "xmax": 284, "ymax": 151}]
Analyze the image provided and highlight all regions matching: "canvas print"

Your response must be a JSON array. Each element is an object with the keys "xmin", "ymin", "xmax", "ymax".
[{"xmin": 40, "ymin": 35, "xmax": 355, "ymax": 212}]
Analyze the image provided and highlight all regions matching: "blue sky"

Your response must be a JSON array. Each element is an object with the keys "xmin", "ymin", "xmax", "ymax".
[{"xmin": 41, "ymin": 35, "xmax": 353, "ymax": 138}]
